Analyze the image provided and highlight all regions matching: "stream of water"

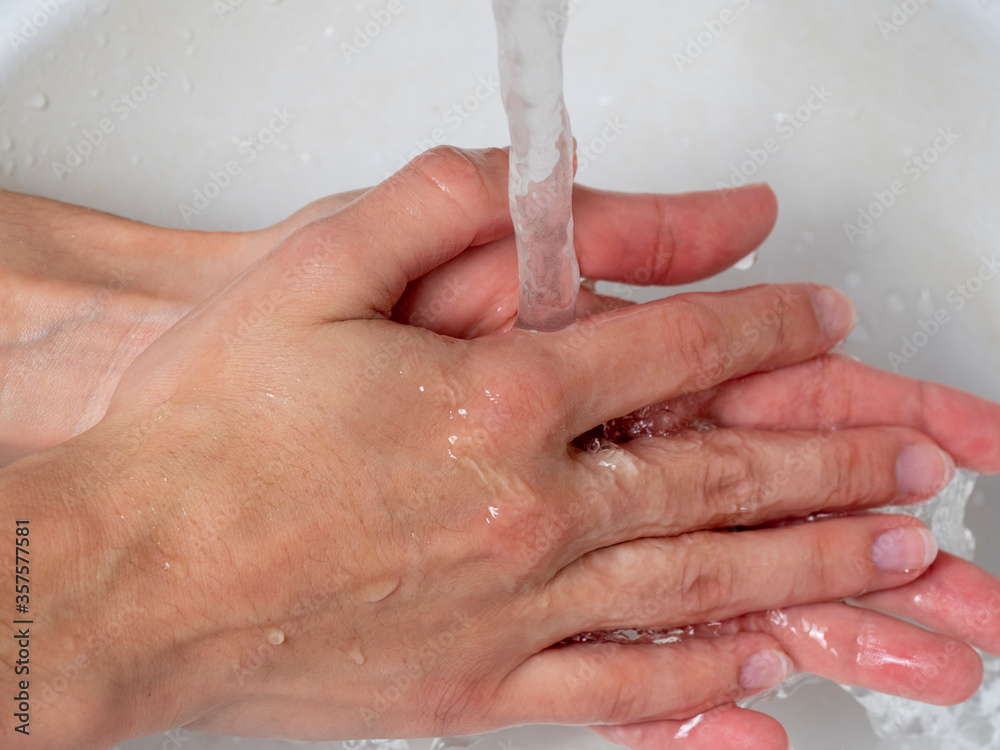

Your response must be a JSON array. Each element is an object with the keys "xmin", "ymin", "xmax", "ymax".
[{"xmin": 492, "ymin": 0, "xmax": 579, "ymax": 332}]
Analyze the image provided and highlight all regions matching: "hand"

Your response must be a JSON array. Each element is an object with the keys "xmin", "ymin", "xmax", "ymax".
[
  {"xmin": 588, "ymin": 354, "xmax": 1000, "ymax": 749},
  {"xmin": 0, "ymin": 147, "xmax": 976, "ymax": 748},
  {"xmin": 377, "ymin": 159, "xmax": 1000, "ymax": 749},
  {"xmin": 0, "ymin": 187, "xmax": 365, "ymax": 464}
]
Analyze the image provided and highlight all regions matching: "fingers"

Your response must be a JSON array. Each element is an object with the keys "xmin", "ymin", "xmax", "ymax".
[
  {"xmin": 704, "ymin": 353, "xmax": 1000, "ymax": 474},
  {"xmin": 267, "ymin": 146, "xmax": 513, "ymax": 322},
  {"xmin": 741, "ymin": 602, "xmax": 983, "ymax": 705},
  {"xmin": 569, "ymin": 426, "xmax": 954, "ymax": 549},
  {"xmin": 526, "ymin": 283, "xmax": 856, "ymax": 437},
  {"xmin": 545, "ymin": 516, "xmax": 938, "ymax": 638},
  {"xmin": 573, "ymin": 184, "xmax": 778, "ymax": 286},
  {"xmin": 496, "ymin": 635, "xmax": 791, "ymax": 727},
  {"xmin": 393, "ymin": 184, "xmax": 777, "ymax": 337},
  {"xmin": 854, "ymin": 552, "xmax": 1000, "ymax": 656},
  {"xmin": 589, "ymin": 706, "xmax": 788, "ymax": 750}
]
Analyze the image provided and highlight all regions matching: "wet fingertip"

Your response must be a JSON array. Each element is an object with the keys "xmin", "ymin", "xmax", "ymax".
[
  {"xmin": 872, "ymin": 525, "xmax": 939, "ymax": 574},
  {"xmin": 807, "ymin": 285, "xmax": 858, "ymax": 342},
  {"xmin": 896, "ymin": 443, "xmax": 957, "ymax": 498},
  {"xmin": 739, "ymin": 650, "xmax": 795, "ymax": 692}
]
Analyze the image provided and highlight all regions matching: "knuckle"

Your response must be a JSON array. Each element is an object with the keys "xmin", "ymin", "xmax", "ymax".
[
  {"xmin": 669, "ymin": 299, "xmax": 730, "ymax": 390},
  {"xmin": 827, "ymin": 435, "xmax": 871, "ymax": 507},
  {"xmin": 675, "ymin": 535, "xmax": 738, "ymax": 619},
  {"xmin": 802, "ymin": 531, "xmax": 843, "ymax": 594},
  {"xmin": 699, "ymin": 433, "xmax": 759, "ymax": 523},
  {"xmin": 479, "ymin": 487, "xmax": 577, "ymax": 578},
  {"xmin": 598, "ymin": 682, "xmax": 650, "ymax": 724},
  {"xmin": 498, "ymin": 351, "xmax": 570, "ymax": 444},
  {"xmin": 399, "ymin": 145, "xmax": 495, "ymax": 213},
  {"xmin": 525, "ymin": 499, "xmax": 583, "ymax": 568}
]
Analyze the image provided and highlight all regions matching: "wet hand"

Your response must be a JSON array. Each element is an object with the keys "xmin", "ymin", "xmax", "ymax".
[{"xmin": 0, "ymin": 147, "xmax": 958, "ymax": 748}]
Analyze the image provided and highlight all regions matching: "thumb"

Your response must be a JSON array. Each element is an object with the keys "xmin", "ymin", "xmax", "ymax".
[{"xmin": 258, "ymin": 146, "xmax": 514, "ymax": 323}]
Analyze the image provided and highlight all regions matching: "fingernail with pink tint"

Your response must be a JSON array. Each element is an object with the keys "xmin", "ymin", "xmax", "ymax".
[
  {"xmin": 808, "ymin": 286, "xmax": 858, "ymax": 341},
  {"xmin": 740, "ymin": 650, "xmax": 795, "ymax": 692},
  {"xmin": 872, "ymin": 526, "xmax": 938, "ymax": 574},
  {"xmin": 896, "ymin": 444, "xmax": 956, "ymax": 497}
]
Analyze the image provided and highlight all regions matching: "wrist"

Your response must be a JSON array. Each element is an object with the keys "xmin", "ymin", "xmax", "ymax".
[
  {"xmin": 0, "ymin": 436, "xmax": 208, "ymax": 748},
  {"xmin": 0, "ymin": 191, "xmax": 258, "ymax": 464}
]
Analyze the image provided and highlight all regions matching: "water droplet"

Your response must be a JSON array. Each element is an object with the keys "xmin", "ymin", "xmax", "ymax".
[
  {"xmin": 886, "ymin": 293, "xmax": 906, "ymax": 314},
  {"xmin": 734, "ymin": 250, "xmax": 758, "ymax": 271},
  {"xmin": 358, "ymin": 576, "xmax": 400, "ymax": 603},
  {"xmin": 347, "ymin": 643, "xmax": 366, "ymax": 665},
  {"xmin": 918, "ymin": 288, "xmax": 936, "ymax": 316},
  {"xmin": 24, "ymin": 93, "xmax": 49, "ymax": 110},
  {"xmin": 265, "ymin": 626, "xmax": 285, "ymax": 646},
  {"xmin": 164, "ymin": 562, "xmax": 170, "ymax": 570},
  {"xmin": 448, "ymin": 435, "xmax": 457, "ymax": 445}
]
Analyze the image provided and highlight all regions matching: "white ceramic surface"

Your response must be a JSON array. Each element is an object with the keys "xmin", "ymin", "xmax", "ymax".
[{"xmin": 2, "ymin": 0, "xmax": 999, "ymax": 748}]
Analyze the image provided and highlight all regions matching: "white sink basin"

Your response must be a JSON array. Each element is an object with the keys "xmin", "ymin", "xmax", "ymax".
[{"xmin": 2, "ymin": 1, "xmax": 999, "ymax": 748}]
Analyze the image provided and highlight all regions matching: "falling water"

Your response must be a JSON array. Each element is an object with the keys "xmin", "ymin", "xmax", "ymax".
[{"xmin": 492, "ymin": 0, "xmax": 580, "ymax": 332}]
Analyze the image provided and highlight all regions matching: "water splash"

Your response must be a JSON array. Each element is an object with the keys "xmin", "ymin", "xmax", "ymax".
[
  {"xmin": 428, "ymin": 737, "xmax": 482, "ymax": 750},
  {"xmin": 746, "ymin": 470, "xmax": 988, "ymax": 746},
  {"xmin": 493, "ymin": 0, "xmax": 579, "ymax": 332}
]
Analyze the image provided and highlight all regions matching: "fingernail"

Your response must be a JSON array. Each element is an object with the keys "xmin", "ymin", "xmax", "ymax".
[
  {"xmin": 872, "ymin": 526, "xmax": 938, "ymax": 574},
  {"xmin": 739, "ymin": 650, "xmax": 794, "ymax": 692},
  {"xmin": 808, "ymin": 286, "xmax": 858, "ymax": 341},
  {"xmin": 896, "ymin": 444, "xmax": 956, "ymax": 497}
]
